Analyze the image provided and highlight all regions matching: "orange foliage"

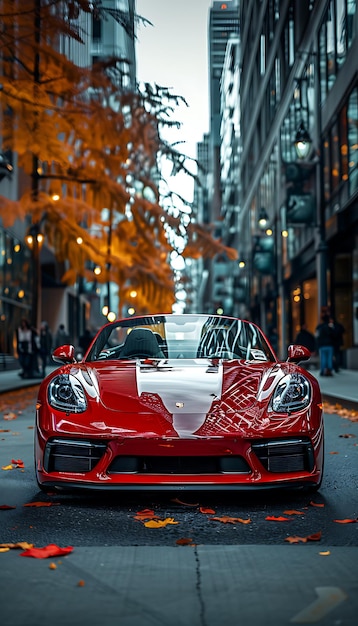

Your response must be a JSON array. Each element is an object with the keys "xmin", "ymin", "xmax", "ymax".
[{"xmin": 0, "ymin": 1, "xmax": 237, "ymax": 313}]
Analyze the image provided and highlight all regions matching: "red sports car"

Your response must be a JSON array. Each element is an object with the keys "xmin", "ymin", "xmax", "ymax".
[{"xmin": 35, "ymin": 314, "xmax": 324, "ymax": 492}]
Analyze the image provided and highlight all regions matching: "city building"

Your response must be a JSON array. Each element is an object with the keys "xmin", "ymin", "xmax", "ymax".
[
  {"xmin": 196, "ymin": 0, "xmax": 240, "ymax": 313},
  {"xmin": 238, "ymin": 0, "xmax": 358, "ymax": 363},
  {"xmin": 194, "ymin": 0, "xmax": 357, "ymax": 368}
]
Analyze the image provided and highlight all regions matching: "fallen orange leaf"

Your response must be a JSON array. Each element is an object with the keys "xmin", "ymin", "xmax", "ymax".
[
  {"xmin": 0, "ymin": 547, "xmax": 10, "ymax": 552},
  {"xmin": 319, "ymin": 551, "xmax": 331, "ymax": 556},
  {"xmin": 20, "ymin": 544, "xmax": 73, "ymax": 558},
  {"xmin": 210, "ymin": 516, "xmax": 251, "ymax": 524},
  {"xmin": 49, "ymin": 562, "xmax": 57, "ymax": 570},
  {"xmin": 199, "ymin": 507, "xmax": 216, "ymax": 514},
  {"xmin": 144, "ymin": 517, "xmax": 179, "ymax": 528},
  {"xmin": 309, "ymin": 501, "xmax": 325, "ymax": 507},
  {"xmin": 283, "ymin": 510, "xmax": 304, "ymax": 515},
  {"xmin": 333, "ymin": 518, "xmax": 358, "ymax": 524},
  {"xmin": 3, "ymin": 412, "xmax": 17, "ymax": 420},
  {"xmin": 329, "ymin": 451, "xmax": 339, "ymax": 454},
  {"xmin": 0, "ymin": 542, "xmax": 34, "ymax": 550},
  {"xmin": 1, "ymin": 465, "xmax": 14, "ymax": 471},
  {"xmin": 176, "ymin": 538, "xmax": 196, "ymax": 546},
  {"xmin": 265, "ymin": 516, "xmax": 291, "ymax": 521},
  {"xmin": 0, "ymin": 504, "xmax": 16, "ymax": 510},
  {"xmin": 285, "ymin": 531, "xmax": 322, "ymax": 543},
  {"xmin": 77, "ymin": 580, "xmax": 85, "ymax": 587}
]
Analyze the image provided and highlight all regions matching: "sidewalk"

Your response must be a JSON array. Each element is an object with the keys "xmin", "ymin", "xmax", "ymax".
[{"xmin": 1, "ymin": 363, "xmax": 358, "ymax": 409}]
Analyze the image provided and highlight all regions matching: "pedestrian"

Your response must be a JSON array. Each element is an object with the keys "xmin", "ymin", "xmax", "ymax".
[
  {"xmin": 16, "ymin": 317, "xmax": 38, "ymax": 378},
  {"xmin": 54, "ymin": 323, "xmax": 70, "ymax": 348},
  {"xmin": 330, "ymin": 317, "xmax": 345, "ymax": 372},
  {"xmin": 315, "ymin": 314, "xmax": 335, "ymax": 376},
  {"xmin": 294, "ymin": 324, "xmax": 317, "ymax": 353},
  {"xmin": 39, "ymin": 321, "xmax": 53, "ymax": 377}
]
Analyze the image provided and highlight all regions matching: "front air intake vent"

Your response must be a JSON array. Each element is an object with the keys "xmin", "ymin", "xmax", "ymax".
[
  {"xmin": 44, "ymin": 439, "xmax": 107, "ymax": 473},
  {"xmin": 251, "ymin": 438, "xmax": 314, "ymax": 473},
  {"xmin": 107, "ymin": 455, "xmax": 251, "ymax": 474}
]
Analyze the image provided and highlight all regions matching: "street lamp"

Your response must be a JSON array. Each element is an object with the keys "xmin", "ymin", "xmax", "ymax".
[
  {"xmin": 258, "ymin": 207, "xmax": 269, "ymax": 229},
  {"xmin": 25, "ymin": 223, "xmax": 44, "ymax": 329},
  {"xmin": 294, "ymin": 120, "xmax": 312, "ymax": 160},
  {"xmin": 293, "ymin": 111, "xmax": 328, "ymax": 318}
]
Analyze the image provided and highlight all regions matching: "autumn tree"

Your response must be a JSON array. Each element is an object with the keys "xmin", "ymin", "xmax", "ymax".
[{"xmin": 0, "ymin": 0, "xmax": 237, "ymax": 323}]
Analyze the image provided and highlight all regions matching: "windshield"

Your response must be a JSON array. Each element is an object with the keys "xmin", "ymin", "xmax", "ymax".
[{"xmin": 86, "ymin": 315, "xmax": 275, "ymax": 363}]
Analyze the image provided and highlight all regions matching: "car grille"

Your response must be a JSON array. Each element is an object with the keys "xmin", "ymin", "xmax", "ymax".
[
  {"xmin": 251, "ymin": 438, "xmax": 314, "ymax": 473},
  {"xmin": 108, "ymin": 455, "xmax": 251, "ymax": 474},
  {"xmin": 44, "ymin": 439, "xmax": 107, "ymax": 473}
]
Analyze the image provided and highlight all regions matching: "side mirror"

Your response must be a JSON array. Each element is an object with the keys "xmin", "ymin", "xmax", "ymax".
[
  {"xmin": 52, "ymin": 345, "xmax": 76, "ymax": 364},
  {"xmin": 287, "ymin": 344, "xmax": 311, "ymax": 363}
]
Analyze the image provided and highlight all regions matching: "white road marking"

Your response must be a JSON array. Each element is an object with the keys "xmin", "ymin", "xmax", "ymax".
[{"xmin": 290, "ymin": 587, "xmax": 347, "ymax": 623}]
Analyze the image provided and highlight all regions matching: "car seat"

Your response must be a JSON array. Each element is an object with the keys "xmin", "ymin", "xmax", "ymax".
[{"xmin": 120, "ymin": 328, "xmax": 165, "ymax": 359}]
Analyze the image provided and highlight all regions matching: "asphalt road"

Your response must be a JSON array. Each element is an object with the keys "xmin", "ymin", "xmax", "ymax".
[{"xmin": 0, "ymin": 388, "xmax": 357, "ymax": 625}]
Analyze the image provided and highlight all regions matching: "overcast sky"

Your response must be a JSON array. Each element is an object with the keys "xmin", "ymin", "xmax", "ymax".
[{"xmin": 135, "ymin": 0, "xmax": 214, "ymax": 163}]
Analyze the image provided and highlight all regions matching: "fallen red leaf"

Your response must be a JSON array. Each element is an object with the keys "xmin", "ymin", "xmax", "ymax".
[
  {"xmin": 333, "ymin": 518, "xmax": 358, "ymax": 524},
  {"xmin": 306, "ymin": 531, "xmax": 322, "ymax": 541},
  {"xmin": 11, "ymin": 459, "xmax": 24, "ymax": 468},
  {"xmin": 176, "ymin": 538, "xmax": 196, "ymax": 546},
  {"xmin": 309, "ymin": 501, "xmax": 325, "ymax": 507},
  {"xmin": 199, "ymin": 507, "xmax": 216, "ymax": 514},
  {"xmin": 134, "ymin": 509, "xmax": 158, "ymax": 519},
  {"xmin": 265, "ymin": 516, "xmax": 291, "ymax": 521},
  {"xmin": 20, "ymin": 544, "xmax": 73, "ymax": 558},
  {"xmin": 283, "ymin": 510, "xmax": 304, "ymax": 515},
  {"xmin": 0, "ymin": 504, "xmax": 16, "ymax": 510}
]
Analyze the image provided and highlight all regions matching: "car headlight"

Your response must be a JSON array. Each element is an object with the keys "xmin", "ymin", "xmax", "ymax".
[
  {"xmin": 48, "ymin": 374, "xmax": 87, "ymax": 413},
  {"xmin": 269, "ymin": 373, "xmax": 311, "ymax": 414}
]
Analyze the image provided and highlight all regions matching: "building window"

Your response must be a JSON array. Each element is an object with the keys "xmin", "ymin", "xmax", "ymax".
[
  {"xmin": 319, "ymin": 0, "xmax": 357, "ymax": 103},
  {"xmin": 348, "ymin": 87, "xmax": 358, "ymax": 194},
  {"xmin": 92, "ymin": 14, "xmax": 102, "ymax": 41}
]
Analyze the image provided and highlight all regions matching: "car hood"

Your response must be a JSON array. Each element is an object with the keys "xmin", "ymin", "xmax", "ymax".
[{"xmin": 69, "ymin": 358, "xmax": 292, "ymax": 437}]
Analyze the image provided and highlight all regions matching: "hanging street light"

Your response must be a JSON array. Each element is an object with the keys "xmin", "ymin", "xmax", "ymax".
[
  {"xmin": 258, "ymin": 207, "xmax": 269, "ymax": 229},
  {"xmin": 294, "ymin": 120, "xmax": 312, "ymax": 160}
]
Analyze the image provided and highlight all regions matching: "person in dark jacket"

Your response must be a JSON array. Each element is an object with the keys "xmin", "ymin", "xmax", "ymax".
[
  {"xmin": 39, "ymin": 321, "xmax": 53, "ymax": 377},
  {"xmin": 54, "ymin": 323, "xmax": 70, "ymax": 348},
  {"xmin": 330, "ymin": 317, "xmax": 345, "ymax": 372},
  {"xmin": 315, "ymin": 315, "xmax": 335, "ymax": 376},
  {"xmin": 294, "ymin": 324, "xmax": 317, "ymax": 353},
  {"xmin": 16, "ymin": 317, "xmax": 38, "ymax": 378}
]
